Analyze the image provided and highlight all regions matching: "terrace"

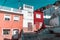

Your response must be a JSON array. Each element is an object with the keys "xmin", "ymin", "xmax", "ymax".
[{"xmin": 0, "ymin": 6, "xmax": 22, "ymax": 14}]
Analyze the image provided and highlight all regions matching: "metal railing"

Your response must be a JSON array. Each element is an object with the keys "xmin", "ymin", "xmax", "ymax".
[{"xmin": 0, "ymin": 6, "xmax": 22, "ymax": 13}]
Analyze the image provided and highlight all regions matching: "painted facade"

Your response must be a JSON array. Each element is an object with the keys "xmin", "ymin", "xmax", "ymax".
[
  {"xmin": 22, "ymin": 4, "xmax": 34, "ymax": 32},
  {"xmin": 0, "ymin": 4, "xmax": 45, "ymax": 40},
  {"xmin": 22, "ymin": 4, "xmax": 45, "ymax": 32},
  {"xmin": 0, "ymin": 6, "xmax": 23, "ymax": 40},
  {"xmin": 34, "ymin": 10, "xmax": 44, "ymax": 31}
]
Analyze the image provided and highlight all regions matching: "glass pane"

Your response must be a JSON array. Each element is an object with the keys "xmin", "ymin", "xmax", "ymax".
[{"xmin": 3, "ymin": 29, "xmax": 10, "ymax": 35}]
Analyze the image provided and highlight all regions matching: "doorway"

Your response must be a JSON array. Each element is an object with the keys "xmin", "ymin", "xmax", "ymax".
[
  {"xmin": 12, "ymin": 29, "xmax": 19, "ymax": 40},
  {"xmin": 28, "ymin": 22, "xmax": 32, "ymax": 31}
]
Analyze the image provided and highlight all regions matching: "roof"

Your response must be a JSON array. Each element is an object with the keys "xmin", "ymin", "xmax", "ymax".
[{"xmin": 0, "ymin": 6, "xmax": 23, "ymax": 15}]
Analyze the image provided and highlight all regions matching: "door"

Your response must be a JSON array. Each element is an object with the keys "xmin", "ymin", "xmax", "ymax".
[
  {"xmin": 28, "ymin": 22, "xmax": 32, "ymax": 31},
  {"xmin": 12, "ymin": 29, "xmax": 19, "ymax": 39}
]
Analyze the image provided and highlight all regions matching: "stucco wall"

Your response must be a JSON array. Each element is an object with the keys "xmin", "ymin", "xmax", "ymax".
[{"xmin": 0, "ymin": 11, "xmax": 23, "ymax": 40}]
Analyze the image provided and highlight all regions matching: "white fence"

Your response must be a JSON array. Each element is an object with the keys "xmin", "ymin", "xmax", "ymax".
[{"xmin": 0, "ymin": 6, "xmax": 22, "ymax": 14}]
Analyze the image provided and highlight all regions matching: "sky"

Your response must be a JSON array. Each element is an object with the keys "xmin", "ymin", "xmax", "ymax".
[{"xmin": 0, "ymin": 0, "xmax": 57, "ymax": 10}]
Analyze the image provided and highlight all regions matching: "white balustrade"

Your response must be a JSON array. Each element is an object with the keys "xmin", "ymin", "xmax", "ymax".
[{"xmin": 0, "ymin": 6, "xmax": 22, "ymax": 14}]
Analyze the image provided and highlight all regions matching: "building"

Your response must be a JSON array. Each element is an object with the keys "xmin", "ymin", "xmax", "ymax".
[
  {"xmin": 22, "ymin": 4, "xmax": 45, "ymax": 32},
  {"xmin": 49, "ymin": 7, "xmax": 60, "ymax": 26},
  {"xmin": 22, "ymin": 4, "xmax": 34, "ymax": 32},
  {"xmin": 0, "ymin": 6, "xmax": 23, "ymax": 40},
  {"xmin": 34, "ymin": 10, "xmax": 44, "ymax": 31}
]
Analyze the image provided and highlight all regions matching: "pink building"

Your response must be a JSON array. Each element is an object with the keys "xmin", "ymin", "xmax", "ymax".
[{"xmin": 0, "ymin": 6, "xmax": 23, "ymax": 40}]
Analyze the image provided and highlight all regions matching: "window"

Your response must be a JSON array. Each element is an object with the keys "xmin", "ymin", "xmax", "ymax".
[
  {"xmin": 3, "ymin": 29, "xmax": 10, "ymax": 35},
  {"xmin": 13, "ymin": 16, "xmax": 19, "ymax": 21},
  {"xmin": 12, "ymin": 29, "xmax": 19, "ymax": 39},
  {"xmin": 4, "ymin": 14, "xmax": 10, "ymax": 21},
  {"xmin": 12, "ymin": 29, "xmax": 19, "ymax": 35},
  {"xmin": 25, "ymin": 5, "xmax": 32, "ymax": 9},
  {"xmin": 36, "ymin": 14, "xmax": 41, "ymax": 18},
  {"xmin": 28, "ymin": 11, "xmax": 32, "ymax": 16}
]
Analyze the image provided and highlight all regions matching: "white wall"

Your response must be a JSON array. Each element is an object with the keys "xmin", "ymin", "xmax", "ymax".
[
  {"xmin": 22, "ymin": 10, "xmax": 34, "ymax": 27},
  {"xmin": 23, "ymin": 19, "xmax": 34, "ymax": 27},
  {"xmin": 22, "ymin": 10, "xmax": 33, "ymax": 19},
  {"xmin": 22, "ymin": 4, "xmax": 34, "ymax": 27},
  {"xmin": 23, "ymin": 4, "xmax": 34, "ymax": 12}
]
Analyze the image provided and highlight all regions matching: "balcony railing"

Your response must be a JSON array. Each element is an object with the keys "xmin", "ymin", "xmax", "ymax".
[{"xmin": 0, "ymin": 6, "xmax": 22, "ymax": 14}]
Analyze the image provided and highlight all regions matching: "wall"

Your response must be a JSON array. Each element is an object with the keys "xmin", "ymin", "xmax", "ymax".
[
  {"xmin": 0, "ymin": 11, "xmax": 23, "ymax": 40},
  {"xmin": 49, "ymin": 16, "xmax": 59, "ymax": 26},
  {"xmin": 34, "ymin": 10, "xmax": 43, "ymax": 24},
  {"xmin": 22, "ymin": 4, "xmax": 34, "ymax": 32},
  {"xmin": 34, "ymin": 10, "xmax": 44, "ymax": 30},
  {"xmin": 22, "ymin": 10, "xmax": 34, "ymax": 32}
]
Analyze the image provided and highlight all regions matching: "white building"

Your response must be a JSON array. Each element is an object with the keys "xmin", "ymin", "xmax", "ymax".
[{"xmin": 22, "ymin": 4, "xmax": 34, "ymax": 32}]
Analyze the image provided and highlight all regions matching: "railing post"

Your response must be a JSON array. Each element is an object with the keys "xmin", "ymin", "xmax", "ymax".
[{"xmin": 11, "ymin": 8, "xmax": 13, "ymax": 12}]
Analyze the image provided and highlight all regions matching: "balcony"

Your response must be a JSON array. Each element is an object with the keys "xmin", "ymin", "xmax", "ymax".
[{"xmin": 0, "ymin": 6, "xmax": 22, "ymax": 14}]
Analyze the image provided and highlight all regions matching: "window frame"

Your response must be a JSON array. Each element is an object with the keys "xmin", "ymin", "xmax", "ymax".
[
  {"xmin": 12, "ymin": 29, "xmax": 19, "ymax": 35},
  {"xmin": 28, "ymin": 11, "xmax": 32, "ymax": 16},
  {"xmin": 3, "ymin": 29, "xmax": 10, "ymax": 35},
  {"xmin": 36, "ymin": 14, "xmax": 41, "ymax": 18},
  {"xmin": 25, "ymin": 5, "xmax": 32, "ymax": 9},
  {"xmin": 13, "ymin": 15, "xmax": 19, "ymax": 21},
  {"xmin": 4, "ymin": 14, "xmax": 11, "ymax": 21}
]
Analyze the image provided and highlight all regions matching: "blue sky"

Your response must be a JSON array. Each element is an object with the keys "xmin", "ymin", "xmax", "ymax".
[{"xmin": 0, "ymin": 0, "xmax": 57, "ymax": 10}]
